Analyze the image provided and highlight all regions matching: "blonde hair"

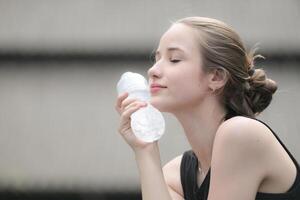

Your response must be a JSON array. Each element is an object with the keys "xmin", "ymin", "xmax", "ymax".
[{"xmin": 175, "ymin": 17, "xmax": 277, "ymax": 118}]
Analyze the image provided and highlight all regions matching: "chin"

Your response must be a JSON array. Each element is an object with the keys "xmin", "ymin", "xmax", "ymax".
[
  {"xmin": 149, "ymin": 98, "xmax": 172, "ymax": 113},
  {"xmin": 149, "ymin": 98, "xmax": 162, "ymax": 110}
]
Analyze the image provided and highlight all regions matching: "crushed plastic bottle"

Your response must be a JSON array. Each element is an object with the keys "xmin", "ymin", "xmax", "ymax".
[{"xmin": 117, "ymin": 72, "xmax": 165, "ymax": 142}]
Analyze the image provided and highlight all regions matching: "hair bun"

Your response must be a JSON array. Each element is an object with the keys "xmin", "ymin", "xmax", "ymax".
[{"xmin": 246, "ymin": 68, "xmax": 278, "ymax": 114}]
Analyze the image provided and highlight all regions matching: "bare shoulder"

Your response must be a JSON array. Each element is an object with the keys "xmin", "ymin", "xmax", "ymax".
[
  {"xmin": 218, "ymin": 116, "xmax": 267, "ymax": 134},
  {"xmin": 212, "ymin": 116, "xmax": 273, "ymax": 176},
  {"xmin": 215, "ymin": 116, "xmax": 271, "ymax": 151},
  {"xmin": 210, "ymin": 116, "xmax": 298, "ymax": 195},
  {"xmin": 163, "ymin": 154, "xmax": 184, "ymax": 198},
  {"xmin": 207, "ymin": 116, "xmax": 274, "ymax": 199}
]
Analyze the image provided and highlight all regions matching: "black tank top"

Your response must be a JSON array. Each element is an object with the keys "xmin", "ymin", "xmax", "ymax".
[{"xmin": 180, "ymin": 118, "xmax": 300, "ymax": 200}]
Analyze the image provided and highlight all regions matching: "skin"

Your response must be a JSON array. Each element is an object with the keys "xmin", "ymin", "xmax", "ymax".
[{"xmin": 115, "ymin": 23, "xmax": 297, "ymax": 200}]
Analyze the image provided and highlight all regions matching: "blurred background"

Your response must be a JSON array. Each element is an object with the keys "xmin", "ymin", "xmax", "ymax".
[{"xmin": 0, "ymin": 0, "xmax": 299, "ymax": 199}]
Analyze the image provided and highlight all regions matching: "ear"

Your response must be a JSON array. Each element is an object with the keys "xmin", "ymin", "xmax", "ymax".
[{"xmin": 207, "ymin": 68, "xmax": 228, "ymax": 94}]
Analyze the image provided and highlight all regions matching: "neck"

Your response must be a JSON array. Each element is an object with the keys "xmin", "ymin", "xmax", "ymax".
[{"xmin": 172, "ymin": 96, "xmax": 226, "ymax": 173}]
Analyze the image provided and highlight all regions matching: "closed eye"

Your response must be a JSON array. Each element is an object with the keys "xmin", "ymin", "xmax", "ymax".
[{"xmin": 170, "ymin": 59, "xmax": 181, "ymax": 63}]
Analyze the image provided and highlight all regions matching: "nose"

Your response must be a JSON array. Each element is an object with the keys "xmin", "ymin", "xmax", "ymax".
[{"xmin": 147, "ymin": 62, "xmax": 162, "ymax": 80}]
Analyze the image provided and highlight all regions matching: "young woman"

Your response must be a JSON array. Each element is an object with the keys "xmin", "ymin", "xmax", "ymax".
[{"xmin": 115, "ymin": 17, "xmax": 300, "ymax": 200}]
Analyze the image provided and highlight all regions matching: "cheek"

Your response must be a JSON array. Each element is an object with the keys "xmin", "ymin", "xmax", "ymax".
[
  {"xmin": 171, "ymin": 72, "xmax": 208, "ymax": 103},
  {"xmin": 173, "ymin": 83, "xmax": 202, "ymax": 102},
  {"xmin": 171, "ymin": 71, "xmax": 203, "ymax": 96}
]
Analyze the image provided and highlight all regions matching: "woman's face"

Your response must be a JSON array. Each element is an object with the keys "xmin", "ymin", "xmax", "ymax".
[{"xmin": 148, "ymin": 23, "xmax": 210, "ymax": 113}]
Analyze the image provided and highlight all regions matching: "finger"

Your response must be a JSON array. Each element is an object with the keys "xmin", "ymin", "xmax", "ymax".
[
  {"xmin": 123, "ymin": 100, "xmax": 147, "ymax": 112},
  {"xmin": 120, "ymin": 103, "xmax": 146, "ymax": 124},
  {"xmin": 121, "ymin": 98, "xmax": 139, "ymax": 111},
  {"xmin": 115, "ymin": 92, "xmax": 128, "ymax": 111},
  {"xmin": 116, "ymin": 98, "xmax": 138, "ymax": 114},
  {"xmin": 118, "ymin": 120, "xmax": 131, "ymax": 135}
]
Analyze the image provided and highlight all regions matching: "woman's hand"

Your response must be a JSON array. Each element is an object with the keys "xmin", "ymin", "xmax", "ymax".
[{"xmin": 115, "ymin": 92, "xmax": 156, "ymax": 152}]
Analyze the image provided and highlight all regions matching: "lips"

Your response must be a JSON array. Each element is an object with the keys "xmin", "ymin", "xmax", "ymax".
[
  {"xmin": 150, "ymin": 83, "xmax": 167, "ymax": 88},
  {"xmin": 150, "ymin": 83, "xmax": 166, "ymax": 93}
]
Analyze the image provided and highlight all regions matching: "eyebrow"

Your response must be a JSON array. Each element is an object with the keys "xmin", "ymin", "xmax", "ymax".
[{"xmin": 155, "ymin": 47, "xmax": 185, "ymax": 57}]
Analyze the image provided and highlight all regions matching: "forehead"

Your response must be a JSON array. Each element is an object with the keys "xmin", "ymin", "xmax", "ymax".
[{"xmin": 158, "ymin": 23, "xmax": 198, "ymax": 53}]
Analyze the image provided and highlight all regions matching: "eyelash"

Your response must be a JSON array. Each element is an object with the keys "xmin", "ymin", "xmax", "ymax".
[
  {"xmin": 170, "ymin": 59, "xmax": 181, "ymax": 63},
  {"xmin": 150, "ymin": 54, "xmax": 181, "ymax": 64}
]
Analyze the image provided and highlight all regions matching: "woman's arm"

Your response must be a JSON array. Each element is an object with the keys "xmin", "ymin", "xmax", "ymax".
[
  {"xmin": 163, "ymin": 155, "xmax": 185, "ymax": 200},
  {"xmin": 115, "ymin": 92, "xmax": 175, "ymax": 200},
  {"xmin": 135, "ymin": 143, "xmax": 180, "ymax": 200}
]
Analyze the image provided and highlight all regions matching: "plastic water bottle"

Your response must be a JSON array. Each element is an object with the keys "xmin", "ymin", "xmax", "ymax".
[{"xmin": 117, "ymin": 72, "xmax": 165, "ymax": 142}]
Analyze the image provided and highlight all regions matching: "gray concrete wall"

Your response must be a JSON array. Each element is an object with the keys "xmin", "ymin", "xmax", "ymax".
[
  {"xmin": 0, "ymin": 60, "xmax": 299, "ymax": 191},
  {"xmin": 0, "ymin": 0, "xmax": 299, "ymax": 53}
]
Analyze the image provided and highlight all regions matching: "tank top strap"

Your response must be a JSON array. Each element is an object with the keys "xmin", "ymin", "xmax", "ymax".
[
  {"xmin": 253, "ymin": 117, "xmax": 300, "ymax": 171},
  {"xmin": 250, "ymin": 117, "xmax": 300, "ymax": 198},
  {"xmin": 180, "ymin": 150, "xmax": 199, "ymax": 200}
]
